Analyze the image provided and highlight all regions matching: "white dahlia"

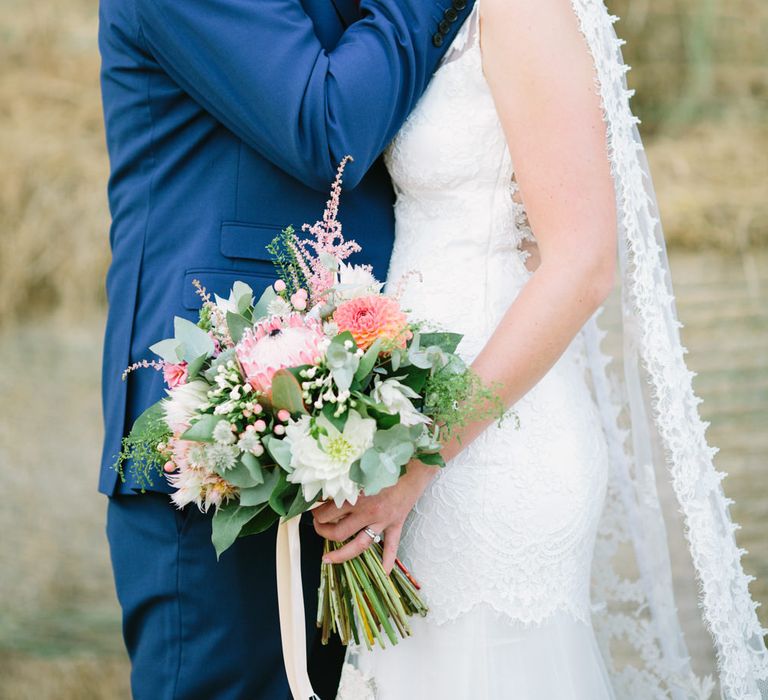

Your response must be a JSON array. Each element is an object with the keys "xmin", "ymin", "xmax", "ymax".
[{"xmin": 284, "ymin": 410, "xmax": 376, "ymax": 507}]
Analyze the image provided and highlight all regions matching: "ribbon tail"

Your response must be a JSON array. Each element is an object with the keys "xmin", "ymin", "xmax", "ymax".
[{"xmin": 276, "ymin": 515, "xmax": 319, "ymax": 700}]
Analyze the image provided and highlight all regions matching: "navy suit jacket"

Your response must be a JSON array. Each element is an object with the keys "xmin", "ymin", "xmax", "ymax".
[{"xmin": 98, "ymin": 0, "xmax": 474, "ymax": 494}]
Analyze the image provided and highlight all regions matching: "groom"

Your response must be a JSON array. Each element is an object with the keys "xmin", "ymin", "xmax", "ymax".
[{"xmin": 98, "ymin": 0, "xmax": 473, "ymax": 698}]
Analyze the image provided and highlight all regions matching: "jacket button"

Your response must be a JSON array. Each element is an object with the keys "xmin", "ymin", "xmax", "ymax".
[
  {"xmin": 444, "ymin": 7, "xmax": 459, "ymax": 22},
  {"xmin": 432, "ymin": 32, "xmax": 444, "ymax": 48},
  {"xmin": 438, "ymin": 19, "xmax": 451, "ymax": 34},
  {"xmin": 453, "ymin": 0, "xmax": 467, "ymax": 9}
]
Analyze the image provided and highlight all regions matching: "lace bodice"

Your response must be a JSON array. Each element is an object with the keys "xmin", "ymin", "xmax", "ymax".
[{"xmin": 380, "ymin": 4, "xmax": 609, "ymax": 628}]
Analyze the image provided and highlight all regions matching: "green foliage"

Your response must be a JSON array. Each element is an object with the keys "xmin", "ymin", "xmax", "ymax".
[
  {"xmin": 212, "ymin": 503, "xmax": 267, "ymax": 559},
  {"xmin": 113, "ymin": 400, "xmax": 171, "ymax": 489},
  {"xmin": 271, "ymin": 370, "xmax": 308, "ymax": 414},
  {"xmin": 180, "ymin": 413, "xmax": 219, "ymax": 443},
  {"xmin": 226, "ymin": 311, "xmax": 251, "ymax": 344},
  {"xmin": 423, "ymin": 365, "xmax": 506, "ymax": 440},
  {"xmin": 266, "ymin": 226, "xmax": 309, "ymax": 297}
]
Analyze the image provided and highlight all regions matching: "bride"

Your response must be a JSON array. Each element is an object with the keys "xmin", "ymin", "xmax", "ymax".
[{"xmin": 312, "ymin": 0, "xmax": 768, "ymax": 698}]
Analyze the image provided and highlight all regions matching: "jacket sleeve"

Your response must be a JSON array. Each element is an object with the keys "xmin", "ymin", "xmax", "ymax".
[{"xmin": 134, "ymin": 0, "xmax": 471, "ymax": 190}]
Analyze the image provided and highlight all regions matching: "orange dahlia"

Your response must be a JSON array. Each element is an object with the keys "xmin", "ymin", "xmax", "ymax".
[{"xmin": 333, "ymin": 295, "xmax": 411, "ymax": 351}]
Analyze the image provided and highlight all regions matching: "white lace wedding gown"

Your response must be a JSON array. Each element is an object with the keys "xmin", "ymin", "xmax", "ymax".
[{"xmin": 337, "ymin": 6, "xmax": 616, "ymax": 699}]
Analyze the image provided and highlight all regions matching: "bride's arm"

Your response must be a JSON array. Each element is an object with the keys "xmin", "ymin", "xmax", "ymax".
[{"xmin": 314, "ymin": 0, "xmax": 616, "ymax": 569}]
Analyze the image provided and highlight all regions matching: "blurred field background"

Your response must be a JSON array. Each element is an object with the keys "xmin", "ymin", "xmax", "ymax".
[{"xmin": 0, "ymin": 0, "xmax": 766, "ymax": 698}]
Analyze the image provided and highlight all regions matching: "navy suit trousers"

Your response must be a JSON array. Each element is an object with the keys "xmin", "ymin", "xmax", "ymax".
[{"xmin": 107, "ymin": 493, "xmax": 344, "ymax": 699}]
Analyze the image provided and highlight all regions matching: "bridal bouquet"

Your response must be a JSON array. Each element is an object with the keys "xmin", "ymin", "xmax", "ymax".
[{"xmin": 117, "ymin": 158, "xmax": 503, "ymax": 650}]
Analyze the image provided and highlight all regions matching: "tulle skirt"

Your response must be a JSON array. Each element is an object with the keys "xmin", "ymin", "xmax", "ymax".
[{"xmin": 337, "ymin": 605, "xmax": 615, "ymax": 699}]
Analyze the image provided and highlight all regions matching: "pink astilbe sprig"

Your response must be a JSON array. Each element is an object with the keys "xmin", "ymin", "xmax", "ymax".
[
  {"xmin": 121, "ymin": 358, "xmax": 165, "ymax": 381},
  {"xmin": 289, "ymin": 156, "xmax": 361, "ymax": 305}
]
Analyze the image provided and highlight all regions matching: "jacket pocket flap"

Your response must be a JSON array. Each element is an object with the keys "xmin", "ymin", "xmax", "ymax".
[
  {"xmin": 220, "ymin": 221, "xmax": 282, "ymax": 260},
  {"xmin": 182, "ymin": 269, "xmax": 274, "ymax": 310}
]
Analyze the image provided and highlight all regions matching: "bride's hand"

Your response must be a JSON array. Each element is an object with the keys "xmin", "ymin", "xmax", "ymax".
[{"xmin": 312, "ymin": 460, "xmax": 437, "ymax": 573}]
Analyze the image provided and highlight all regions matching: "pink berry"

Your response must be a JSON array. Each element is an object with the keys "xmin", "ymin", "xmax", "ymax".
[
  {"xmin": 273, "ymin": 424, "xmax": 286, "ymax": 436},
  {"xmin": 274, "ymin": 279, "xmax": 287, "ymax": 293},
  {"xmin": 291, "ymin": 293, "xmax": 307, "ymax": 311},
  {"xmin": 163, "ymin": 461, "xmax": 176, "ymax": 473},
  {"xmin": 277, "ymin": 409, "xmax": 291, "ymax": 422},
  {"xmin": 254, "ymin": 419, "xmax": 267, "ymax": 432}
]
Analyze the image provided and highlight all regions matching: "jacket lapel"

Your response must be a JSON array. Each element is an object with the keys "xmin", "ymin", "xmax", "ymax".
[{"xmin": 330, "ymin": 0, "xmax": 359, "ymax": 27}]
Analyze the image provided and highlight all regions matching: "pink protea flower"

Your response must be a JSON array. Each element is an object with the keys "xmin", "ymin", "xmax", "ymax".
[
  {"xmin": 333, "ymin": 295, "xmax": 411, "ymax": 351},
  {"xmin": 163, "ymin": 361, "xmax": 188, "ymax": 389},
  {"xmin": 236, "ymin": 314, "xmax": 328, "ymax": 394}
]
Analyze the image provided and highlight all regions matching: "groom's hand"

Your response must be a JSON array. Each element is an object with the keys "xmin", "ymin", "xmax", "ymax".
[{"xmin": 312, "ymin": 461, "xmax": 437, "ymax": 573}]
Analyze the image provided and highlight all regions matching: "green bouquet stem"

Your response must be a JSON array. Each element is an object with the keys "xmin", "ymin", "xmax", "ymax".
[{"xmin": 317, "ymin": 539, "xmax": 429, "ymax": 650}]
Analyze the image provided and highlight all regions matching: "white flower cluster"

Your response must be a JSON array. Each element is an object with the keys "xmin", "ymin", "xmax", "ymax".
[{"xmin": 284, "ymin": 411, "xmax": 376, "ymax": 507}]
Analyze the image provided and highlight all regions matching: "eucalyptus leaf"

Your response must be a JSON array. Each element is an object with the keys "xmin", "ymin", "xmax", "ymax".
[
  {"xmin": 226, "ymin": 311, "xmax": 251, "ymax": 344},
  {"xmin": 321, "ymin": 403, "xmax": 348, "ymax": 433},
  {"xmin": 180, "ymin": 414, "xmax": 219, "ymax": 443},
  {"xmin": 252, "ymin": 286, "xmax": 278, "ymax": 321},
  {"xmin": 240, "ymin": 452, "xmax": 265, "ymax": 484},
  {"xmin": 418, "ymin": 332, "xmax": 463, "ymax": 354},
  {"xmin": 271, "ymin": 370, "xmax": 307, "ymax": 415},
  {"xmin": 331, "ymin": 365, "xmax": 356, "ymax": 393},
  {"xmin": 359, "ymin": 448, "xmax": 399, "ymax": 495},
  {"xmin": 353, "ymin": 338, "xmax": 383, "ymax": 384},
  {"xmin": 130, "ymin": 400, "xmax": 167, "ymax": 440},
  {"xmin": 373, "ymin": 424, "xmax": 413, "ymax": 451},
  {"xmin": 149, "ymin": 338, "xmax": 184, "ymax": 363},
  {"xmin": 222, "ymin": 456, "xmax": 264, "ymax": 488},
  {"xmin": 283, "ymin": 488, "xmax": 318, "ymax": 521},
  {"xmin": 238, "ymin": 506, "xmax": 278, "ymax": 537},
  {"xmin": 186, "ymin": 353, "xmax": 208, "ymax": 380},
  {"xmin": 174, "ymin": 317, "xmax": 215, "ymax": 362},
  {"xmin": 416, "ymin": 451, "xmax": 446, "ymax": 467},
  {"xmin": 390, "ymin": 348, "xmax": 402, "ymax": 372},
  {"xmin": 268, "ymin": 471, "xmax": 292, "ymax": 516},
  {"xmin": 239, "ymin": 467, "xmax": 282, "ymax": 506},
  {"xmin": 232, "ymin": 281, "xmax": 254, "ymax": 315},
  {"xmin": 212, "ymin": 503, "xmax": 265, "ymax": 559},
  {"xmin": 204, "ymin": 348, "xmax": 236, "ymax": 382},
  {"xmin": 263, "ymin": 434, "xmax": 293, "ymax": 471}
]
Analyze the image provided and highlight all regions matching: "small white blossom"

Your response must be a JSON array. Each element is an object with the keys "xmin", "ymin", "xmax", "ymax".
[
  {"xmin": 203, "ymin": 444, "xmax": 238, "ymax": 472},
  {"xmin": 371, "ymin": 377, "xmax": 431, "ymax": 427},
  {"xmin": 213, "ymin": 420, "xmax": 236, "ymax": 445},
  {"xmin": 266, "ymin": 296, "xmax": 293, "ymax": 317},
  {"xmin": 237, "ymin": 431, "xmax": 262, "ymax": 454}
]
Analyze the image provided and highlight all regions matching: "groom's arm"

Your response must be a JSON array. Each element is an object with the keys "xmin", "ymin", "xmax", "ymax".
[{"xmin": 134, "ymin": 0, "xmax": 472, "ymax": 190}]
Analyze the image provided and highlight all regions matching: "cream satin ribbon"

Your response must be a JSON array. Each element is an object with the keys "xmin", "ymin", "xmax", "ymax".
[{"xmin": 276, "ymin": 514, "xmax": 319, "ymax": 700}]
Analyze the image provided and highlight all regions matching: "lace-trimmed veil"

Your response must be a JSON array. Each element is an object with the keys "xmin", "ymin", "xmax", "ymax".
[{"xmin": 551, "ymin": 1, "xmax": 768, "ymax": 697}]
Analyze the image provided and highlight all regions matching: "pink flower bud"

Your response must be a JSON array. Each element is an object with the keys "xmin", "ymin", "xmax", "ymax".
[
  {"xmin": 254, "ymin": 419, "xmax": 267, "ymax": 432},
  {"xmin": 277, "ymin": 409, "xmax": 291, "ymax": 422},
  {"xmin": 163, "ymin": 461, "xmax": 176, "ymax": 473},
  {"xmin": 253, "ymin": 403, "xmax": 263, "ymax": 414},
  {"xmin": 274, "ymin": 279, "xmax": 287, "ymax": 293},
  {"xmin": 291, "ymin": 293, "xmax": 307, "ymax": 311},
  {"xmin": 273, "ymin": 424, "xmax": 286, "ymax": 436}
]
